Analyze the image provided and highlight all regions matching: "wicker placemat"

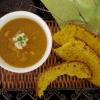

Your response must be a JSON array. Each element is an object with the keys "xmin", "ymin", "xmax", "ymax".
[{"xmin": 0, "ymin": 21, "xmax": 94, "ymax": 90}]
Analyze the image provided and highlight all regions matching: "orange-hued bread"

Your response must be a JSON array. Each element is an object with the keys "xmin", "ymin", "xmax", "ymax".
[
  {"xmin": 36, "ymin": 62, "xmax": 91, "ymax": 97},
  {"xmin": 54, "ymin": 40, "xmax": 100, "ymax": 87}
]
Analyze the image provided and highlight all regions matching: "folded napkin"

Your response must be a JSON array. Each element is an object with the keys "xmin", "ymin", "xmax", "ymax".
[{"xmin": 41, "ymin": 0, "xmax": 100, "ymax": 34}]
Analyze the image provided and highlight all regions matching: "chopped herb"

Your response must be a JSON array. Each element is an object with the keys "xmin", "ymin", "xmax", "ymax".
[{"xmin": 12, "ymin": 32, "xmax": 29, "ymax": 49}]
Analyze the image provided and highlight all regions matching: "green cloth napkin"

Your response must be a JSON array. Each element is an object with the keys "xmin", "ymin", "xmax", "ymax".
[
  {"xmin": 42, "ymin": 0, "xmax": 82, "ymax": 27},
  {"xmin": 41, "ymin": 0, "xmax": 100, "ymax": 34}
]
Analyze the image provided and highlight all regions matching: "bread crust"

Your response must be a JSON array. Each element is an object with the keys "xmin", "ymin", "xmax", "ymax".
[{"xmin": 36, "ymin": 62, "xmax": 91, "ymax": 97}]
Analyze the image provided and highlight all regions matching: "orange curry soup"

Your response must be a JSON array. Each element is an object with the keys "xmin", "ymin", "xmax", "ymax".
[{"xmin": 0, "ymin": 18, "xmax": 47, "ymax": 67}]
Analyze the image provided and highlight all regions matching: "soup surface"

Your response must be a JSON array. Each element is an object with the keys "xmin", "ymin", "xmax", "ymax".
[{"xmin": 0, "ymin": 18, "xmax": 47, "ymax": 67}]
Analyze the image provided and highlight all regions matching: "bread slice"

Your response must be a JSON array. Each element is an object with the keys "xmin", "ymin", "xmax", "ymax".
[
  {"xmin": 36, "ymin": 62, "xmax": 91, "ymax": 97},
  {"xmin": 53, "ymin": 24, "xmax": 77, "ymax": 45},
  {"xmin": 53, "ymin": 24, "xmax": 84, "ymax": 45},
  {"xmin": 75, "ymin": 30, "xmax": 100, "ymax": 57},
  {"xmin": 54, "ymin": 40, "xmax": 100, "ymax": 87}
]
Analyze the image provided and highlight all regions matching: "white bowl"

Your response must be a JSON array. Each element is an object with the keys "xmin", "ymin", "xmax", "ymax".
[{"xmin": 0, "ymin": 11, "xmax": 52, "ymax": 73}]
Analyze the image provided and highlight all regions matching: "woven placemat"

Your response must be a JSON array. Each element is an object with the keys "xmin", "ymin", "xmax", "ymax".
[{"xmin": 0, "ymin": 21, "xmax": 94, "ymax": 90}]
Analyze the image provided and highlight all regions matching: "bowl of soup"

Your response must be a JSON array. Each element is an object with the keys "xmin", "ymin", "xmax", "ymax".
[{"xmin": 0, "ymin": 11, "xmax": 52, "ymax": 73}]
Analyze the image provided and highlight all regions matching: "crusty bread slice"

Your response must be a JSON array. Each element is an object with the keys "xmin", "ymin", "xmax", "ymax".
[
  {"xmin": 54, "ymin": 40, "xmax": 100, "ymax": 87},
  {"xmin": 36, "ymin": 62, "xmax": 91, "ymax": 97},
  {"xmin": 53, "ymin": 24, "xmax": 77, "ymax": 45},
  {"xmin": 53, "ymin": 24, "xmax": 85, "ymax": 45},
  {"xmin": 75, "ymin": 30, "xmax": 100, "ymax": 57}
]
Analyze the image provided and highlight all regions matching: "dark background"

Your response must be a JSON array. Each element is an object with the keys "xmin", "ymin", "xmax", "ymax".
[{"xmin": 0, "ymin": 0, "xmax": 54, "ymax": 20}]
